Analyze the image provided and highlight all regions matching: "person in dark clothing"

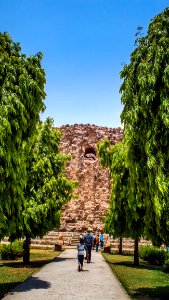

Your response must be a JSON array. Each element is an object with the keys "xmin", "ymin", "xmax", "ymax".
[
  {"xmin": 84, "ymin": 229, "xmax": 94, "ymax": 263},
  {"xmin": 95, "ymin": 234, "xmax": 99, "ymax": 252}
]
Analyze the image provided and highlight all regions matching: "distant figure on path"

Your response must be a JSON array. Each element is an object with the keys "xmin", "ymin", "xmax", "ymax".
[
  {"xmin": 84, "ymin": 229, "xmax": 94, "ymax": 263},
  {"xmin": 95, "ymin": 234, "xmax": 99, "ymax": 252},
  {"xmin": 79, "ymin": 233, "xmax": 84, "ymax": 240},
  {"xmin": 99, "ymin": 232, "xmax": 104, "ymax": 249},
  {"xmin": 77, "ymin": 237, "xmax": 85, "ymax": 271},
  {"xmin": 93, "ymin": 233, "xmax": 96, "ymax": 249}
]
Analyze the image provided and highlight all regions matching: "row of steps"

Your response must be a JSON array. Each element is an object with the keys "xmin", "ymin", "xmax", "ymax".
[
  {"xmin": 69, "ymin": 232, "xmax": 80, "ymax": 246},
  {"xmin": 1, "ymin": 231, "xmax": 74, "ymax": 247},
  {"xmin": 31, "ymin": 231, "xmax": 74, "ymax": 246},
  {"xmin": 30, "ymin": 231, "xmax": 152, "ymax": 254},
  {"xmin": 106, "ymin": 235, "xmax": 152, "ymax": 254},
  {"xmin": 1, "ymin": 232, "xmax": 152, "ymax": 253}
]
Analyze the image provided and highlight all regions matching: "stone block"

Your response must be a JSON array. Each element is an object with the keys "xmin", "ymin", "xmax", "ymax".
[
  {"xmin": 54, "ymin": 243, "xmax": 62, "ymax": 251},
  {"xmin": 104, "ymin": 245, "xmax": 111, "ymax": 253}
]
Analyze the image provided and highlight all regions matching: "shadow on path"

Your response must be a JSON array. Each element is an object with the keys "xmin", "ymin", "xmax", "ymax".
[
  {"xmin": 53, "ymin": 257, "xmax": 76, "ymax": 262},
  {"xmin": 7, "ymin": 277, "xmax": 51, "ymax": 294}
]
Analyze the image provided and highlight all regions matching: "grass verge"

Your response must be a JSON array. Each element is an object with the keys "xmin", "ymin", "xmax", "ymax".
[
  {"xmin": 0, "ymin": 248, "xmax": 61, "ymax": 299},
  {"xmin": 102, "ymin": 253, "xmax": 169, "ymax": 299}
]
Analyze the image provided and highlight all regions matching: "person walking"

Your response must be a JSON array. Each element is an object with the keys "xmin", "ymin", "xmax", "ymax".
[
  {"xmin": 93, "ymin": 233, "xmax": 96, "ymax": 250},
  {"xmin": 99, "ymin": 232, "xmax": 104, "ymax": 249},
  {"xmin": 95, "ymin": 234, "xmax": 99, "ymax": 252},
  {"xmin": 79, "ymin": 233, "xmax": 84, "ymax": 240},
  {"xmin": 77, "ymin": 237, "xmax": 85, "ymax": 271},
  {"xmin": 84, "ymin": 229, "xmax": 94, "ymax": 263}
]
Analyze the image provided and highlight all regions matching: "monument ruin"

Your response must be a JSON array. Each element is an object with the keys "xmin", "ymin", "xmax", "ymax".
[{"xmin": 57, "ymin": 124, "xmax": 123, "ymax": 233}]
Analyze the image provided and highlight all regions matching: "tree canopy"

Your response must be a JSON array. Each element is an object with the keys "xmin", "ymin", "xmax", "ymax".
[
  {"xmin": 98, "ymin": 139, "xmax": 146, "ymax": 264},
  {"xmin": 0, "ymin": 33, "xmax": 78, "ymax": 262},
  {"xmin": 98, "ymin": 140, "xmax": 145, "ymax": 238},
  {"xmin": 120, "ymin": 7, "xmax": 169, "ymax": 244},
  {"xmin": 0, "ymin": 32, "xmax": 46, "ymax": 237},
  {"xmin": 21, "ymin": 118, "xmax": 77, "ymax": 241}
]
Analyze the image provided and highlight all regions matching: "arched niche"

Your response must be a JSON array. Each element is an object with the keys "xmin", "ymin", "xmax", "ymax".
[{"xmin": 84, "ymin": 147, "xmax": 97, "ymax": 160}]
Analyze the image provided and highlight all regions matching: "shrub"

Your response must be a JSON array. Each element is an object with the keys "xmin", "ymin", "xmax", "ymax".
[
  {"xmin": 139, "ymin": 245, "xmax": 168, "ymax": 265},
  {"xmin": 163, "ymin": 258, "xmax": 169, "ymax": 273},
  {"xmin": 0, "ymin": 243, "xmax": 3, "ymax": 257},
  {"xmin": 1, "ymin": 240, "xmax": 24, "ymax": 260}
]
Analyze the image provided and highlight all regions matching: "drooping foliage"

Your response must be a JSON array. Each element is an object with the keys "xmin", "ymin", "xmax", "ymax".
[
  {"xmin": 98, "ymin": 140, "xmax": 145, "ymax": 240},
  {"xmin": 0, "ymin": 33, "xmax": 77, "ymax": 262},
  {"xmin": 10, "ymin": 118, "xmax": 77, "ymax": 240},
  {"xmin": 10, "ymin": 118, "xmax": 77, "ymax": 263},
  {"xmin": 0, "ymin": 32, "xmax": 46, "ymax": 236},
  {"xmin": 98, "ymin": 140, "xmax": 146, "ymax": 265},
  {"xmin": 120, "ymin": 7, "xmax": 169, "ymax": 244}
]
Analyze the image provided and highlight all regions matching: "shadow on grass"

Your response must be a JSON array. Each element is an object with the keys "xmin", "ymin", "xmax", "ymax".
[
  {"xmin": 0, "ymin": 259, "xmax": 53, "ymax": 269},
  {"xmin": 108, "ymin": 260, "xmax": 163, "ymax": 271},
  {"xmin": 133, "ymin": 285, "xmax": 169, "ymax": 299},
  {"xmin": 103, "ymin": 254, "xmax": 169, "ymax": 299},
  {"xmin": 0, "ymin": 282, "xmax": 21, "ymax": 300},
  {"xmin": 1, "ymin": 255, "xmax": 76, "ymax": 269}
]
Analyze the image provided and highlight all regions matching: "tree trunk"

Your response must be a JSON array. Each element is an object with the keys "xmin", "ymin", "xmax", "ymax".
[
  {"xmin": 134, "ymin": 238, "xmax": 139, "ymax": 266},
  {"xmin": 118, "ymin": 237, "xmax": 123, "ymax": 254},
  {"xmin": 23, "ymin": 236, "xmax": 31, "ymax": 264}
]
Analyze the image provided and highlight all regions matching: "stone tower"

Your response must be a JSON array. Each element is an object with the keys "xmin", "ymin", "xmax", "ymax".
[{"xmin": 58, "ymin": 124, "xmax": 123, "ymax": 232}]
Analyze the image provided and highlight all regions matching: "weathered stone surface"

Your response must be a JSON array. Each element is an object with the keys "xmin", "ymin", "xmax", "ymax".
[{"xmin": 57, "ymin": 124, "xmax": 123, "ymax": 232}]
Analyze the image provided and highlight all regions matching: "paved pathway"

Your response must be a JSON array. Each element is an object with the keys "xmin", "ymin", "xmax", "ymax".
[{"xmin": 3, "ymin": 249, "xmax": 130, "ymax": 300}]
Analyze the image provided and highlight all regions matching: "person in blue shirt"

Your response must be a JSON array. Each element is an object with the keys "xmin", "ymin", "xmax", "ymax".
[
  {"xmin": 84, "ymin": 229, "xmax": 94, "ymax": 263},
  {"xmin": 99, "ymin": 232, "xmax": 104, "ymax": 248}
]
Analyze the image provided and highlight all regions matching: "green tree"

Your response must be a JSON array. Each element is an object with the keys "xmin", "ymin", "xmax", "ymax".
[
  {"xmin": 0, "ymin": 32, "xmax": 46, "ymax": 237},
  {"xmin": 120, "ymin": 7, "xmax": 169, "ymax": 245},
  {"xmin": 98, "ymin": 140, "xmax": 145, "ymax": 265},
  {"xmin": 13, "ymin": 118, "xmax": 77, "ymax": 263}
]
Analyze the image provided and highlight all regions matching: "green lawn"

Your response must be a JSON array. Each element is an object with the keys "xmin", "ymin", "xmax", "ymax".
[
  {"xmin": 0, "ymin": 249, "xmax": 61, "ymax": 299},
  {"xmin": 102, "ymin": 253, "xmax": 169, "ymax": 299}
]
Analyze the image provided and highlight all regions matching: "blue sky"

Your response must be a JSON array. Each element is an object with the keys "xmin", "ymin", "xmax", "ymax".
[{"xmin": 1, "ymin": 0, "xmax": 169, "ymax": 128}]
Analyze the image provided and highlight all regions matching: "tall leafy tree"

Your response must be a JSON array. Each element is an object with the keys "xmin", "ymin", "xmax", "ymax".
[
  {"xmin": 98, "ymin": 140, "xmax": 145, "ymax": 265},
  {"xmin": 0, "ymin": 32, "xmax": 46, "ymax": 237},
  {"xmin": 120, "ymin": 7, "xmax": 169, "ymax": 245},
  {"xmin": 11, "ymin": 118, "xmax": 77, "ymax": 263}
]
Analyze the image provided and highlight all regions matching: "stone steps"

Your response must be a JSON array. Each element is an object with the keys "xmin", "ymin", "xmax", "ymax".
[
  {"xmin": 108, "ymin": 237, "xmax": 151, "ymax": 254},
  {"xmin": 31, "ymin": 231, "xmax": 74, "ymax": 246},
  {"xmin": 1, "ymin": 232, "xmax": 152, "ymax": 254}
]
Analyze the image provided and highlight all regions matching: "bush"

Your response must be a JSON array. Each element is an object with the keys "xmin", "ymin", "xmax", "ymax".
[
  {"xmin": 0, "ymin": 243, "xmax": 3, "ymax": 257},
  {"xmin": 163, "ymin": 258, "xmax": 169, "ymax": 273},
  {"xmin": 139, "ymin": 245, "xmax": 168, "ymax": 265},
  {"xmin": 1, "ymin": 240, "xmax": 24, "ymax": 260}
]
